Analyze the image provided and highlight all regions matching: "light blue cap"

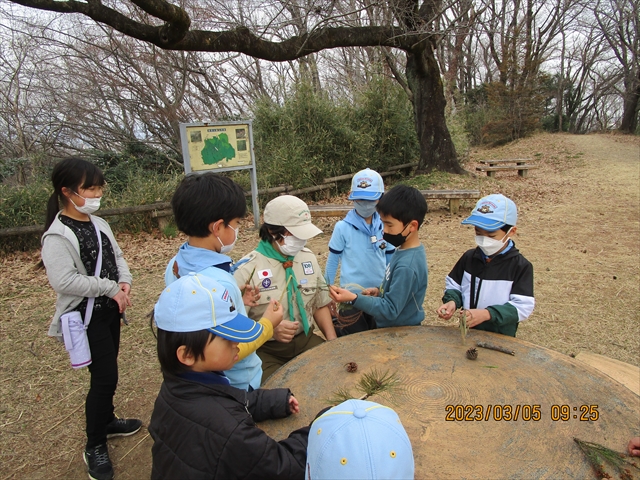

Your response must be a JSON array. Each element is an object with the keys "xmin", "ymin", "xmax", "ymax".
[
  {"xmin": 462, "ymin": 193, "xmax": 517, "ymax": 231},
  {"xmin": 154, "ymin": 272, "xmax": 263, "ymax": 342},
  {"xmin": 348, "ymin": 169, "xmax": 384, "ymax": 200},
  {"xmin": 306, "ymin": 399, "xmax": 414, "ymax": 480}
]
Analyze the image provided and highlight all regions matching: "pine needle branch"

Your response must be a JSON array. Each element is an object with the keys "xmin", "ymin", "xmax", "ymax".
[
  {"xmin": 574, "ymin": 438, "xmax": 640, "ymax": 480},
  {"xmin": 356, "ymin": 368, "xmax": 400, "ymax": 398}
]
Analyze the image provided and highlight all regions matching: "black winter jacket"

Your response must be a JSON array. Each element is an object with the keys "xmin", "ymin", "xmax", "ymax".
[{"xmin": 148, "ymin": 373, "xmax": 310, "ymax": 480}]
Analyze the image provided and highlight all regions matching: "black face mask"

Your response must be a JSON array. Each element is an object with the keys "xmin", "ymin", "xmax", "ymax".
[{"xmin": 383, "ymin": 223, "xmax": 409, "ymax": 247}]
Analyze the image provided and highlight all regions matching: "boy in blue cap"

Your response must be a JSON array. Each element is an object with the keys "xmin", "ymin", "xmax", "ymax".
[
  {"xmin": 329, "ymin": 185, "xmax": 428, "ymax": 328},
  {"xmin": 437, "ymin": 194, "xmax": 535, "ymax": 336},
  {"xmin": 165, "ymin": 172, "xmax": 280, "ymax": 391},
  {"xmin": 306, "ymin": 399, "xmax": 414, "ymax": 479},
  {"xmin": 149, "ymin": 272, "xmax": 311, "ymax": 479},
  {"xmin": 325, "ymin": 168, "xmax": 395, "ymax": 336}
]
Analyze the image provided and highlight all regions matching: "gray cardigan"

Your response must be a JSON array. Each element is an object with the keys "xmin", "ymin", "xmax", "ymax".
[{"xmin": 41, "ymin": 213, "xmax": 132, "ymax": 339}]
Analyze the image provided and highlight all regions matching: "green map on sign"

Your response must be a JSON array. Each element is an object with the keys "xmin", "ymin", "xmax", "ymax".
[{"xmin": 201, "ymin": 133, "xmax": 236, "ymax": 165}]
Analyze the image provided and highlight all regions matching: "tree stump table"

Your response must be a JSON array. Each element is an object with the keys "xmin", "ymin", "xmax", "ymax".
[{"xmin": 260, "ymin": 326, "xmax": 639, "ymax": 478}]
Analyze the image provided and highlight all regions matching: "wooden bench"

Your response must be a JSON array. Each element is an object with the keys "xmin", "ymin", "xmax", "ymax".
[
  {"xmin": 476, "ymin": 159, "xmax": 537, "ymax": 177},
  {"xmin": 308, "ymin": 189, "xmax": 481, "ymax": 218},
  {"xmin": 419, "ymin": 189, "xmax": 480, "ymax": 214},
  {"xmin": 308, "ymin": 205, "xmax": 351, "ymax": 217}
]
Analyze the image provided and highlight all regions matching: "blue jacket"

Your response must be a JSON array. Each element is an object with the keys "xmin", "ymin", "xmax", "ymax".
[
  {"xmin": 325, "ymin": 210, "xmax": 395, "ymax": 291},
  {"xmin": 165, "ymin": 243, "xmax": 262, "ymax": 390}
]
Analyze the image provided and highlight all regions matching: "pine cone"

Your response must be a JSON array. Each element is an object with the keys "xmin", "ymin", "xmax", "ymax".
[
  {"xmin": 345, "ymin": 362, "xmax": 358, "ymax": 373},
  {"xmin": 466, "ymin": 348, "xmax": 478, "ymax": 360}
]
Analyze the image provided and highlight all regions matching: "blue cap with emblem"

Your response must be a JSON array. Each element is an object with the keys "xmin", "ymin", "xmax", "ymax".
[
  {"xmin": 306, "ymin": 399, "xmax": 414, "ymax": 479},
  {"xmin": 154, "ymin": 271, "xmax": 263, "ymax": 342},
  {"xmin": 348, "ymin": 168, "xmax": 384, "ymax": 200},
  {"xmin": 461, "ymin": 193, "xmax": 517, "ymax": 231}
]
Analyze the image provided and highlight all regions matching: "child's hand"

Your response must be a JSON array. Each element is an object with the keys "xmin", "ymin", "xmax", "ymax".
[
  {"xmin": 263, "ymin": 299, "xmax": 284, "ymax": 329},
  {"xmin": 111, "ymin": 289, "xmax": 132, "ymax": 313},
  {"xmin": 437, "ymin": 301, "xmax": 456, "ymax": 320},
  {"xmin": 361, "ymin": 287, "xmax": 379, "ymax": 297},
  {"xmin": 272, "ymin": 320, "xmax": 299, "ymax": 343},
  {"xmin": 329, "ymin": 285, "xmax": 357, "ymax": 303},
  {"xmin": 119, "ymin": 282, "xmax": 131, "ymax": 295},
  {"xmin": 464, "ymin": 308, "xmax": 491, "ymax": 328},
  {"xmin": 242, "ymin": 284, "xmax": 261, "ymax": 307},
  {"xmin": 628, "ymin": 437, "xmax": 640, "ymax": 457},
  {"xmin": 287, "ymin": 395, "xmax": 300, "ymax": 415}
]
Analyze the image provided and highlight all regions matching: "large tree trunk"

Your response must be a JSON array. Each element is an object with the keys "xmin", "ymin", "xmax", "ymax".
[
  {"xmin": 619, "ymin": 71, "xmax": 640, "ymax": 133},
  {"xmin": 406, "ymin": 45, "xmax": 464, "ymax": 174}
]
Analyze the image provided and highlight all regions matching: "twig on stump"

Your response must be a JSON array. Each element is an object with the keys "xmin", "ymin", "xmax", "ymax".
[
  {"xmin": 476, "ymin": 341, "xmax": 515, "ymax": 356},
  {"xmin": 459, "ymin": 308, "xmax": 468, "ymax": 345}
]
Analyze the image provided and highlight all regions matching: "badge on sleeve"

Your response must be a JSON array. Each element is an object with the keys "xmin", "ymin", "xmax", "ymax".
[
  {"xmin": 258, "ymin": 269, "xmax": 273, "ymax": 279},
  {"xmin": 302, "ymin": 262, "xmax": 314, "ymax": 275}
]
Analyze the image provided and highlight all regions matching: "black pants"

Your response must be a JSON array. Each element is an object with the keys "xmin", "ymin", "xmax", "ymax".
[
  {"xmin": 333, "ymin": 307, "xmax": 377, "ymax": 338},
  {"xmin": 85, "ymin": 307, "xmax": 120, "ymax": 449}
]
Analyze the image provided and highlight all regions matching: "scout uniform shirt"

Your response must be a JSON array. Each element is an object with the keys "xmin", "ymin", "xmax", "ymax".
[{"xmin": 234, "ymin": 248, "xmax": 331, "ymax": 337}]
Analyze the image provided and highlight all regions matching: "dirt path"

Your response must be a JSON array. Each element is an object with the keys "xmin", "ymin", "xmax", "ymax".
[
  {"xmin": 517, "ymin": 134, "xmax": 639, "ymax": 362},
  {"xmin": 0, "ymin": 133, "xmax": 638, "ymax": 479},
  {"xmin": 414, "ymin": 133, "xmax": 639, "ymax": 368}
]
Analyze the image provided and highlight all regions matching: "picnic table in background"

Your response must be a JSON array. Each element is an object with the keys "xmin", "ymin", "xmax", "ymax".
[{"xmin": 476, "ymin": 158, "xmax": 537, "ymax": 177}]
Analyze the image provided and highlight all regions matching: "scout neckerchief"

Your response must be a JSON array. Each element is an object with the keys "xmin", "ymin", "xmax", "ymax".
[{"xmin": 255, "ymin": 240, "xmax": 310, "ymax": 335}]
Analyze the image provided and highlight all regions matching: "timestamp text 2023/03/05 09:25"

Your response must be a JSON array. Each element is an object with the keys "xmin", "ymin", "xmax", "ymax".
[{"xmin": 445, "ymin": 405, "xmax": 600, "ymax": 422}]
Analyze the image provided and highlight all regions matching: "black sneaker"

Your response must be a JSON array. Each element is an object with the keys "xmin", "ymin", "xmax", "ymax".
[
  {"xmin": 106, "ymin": 416, "xmax": 142, "ymax": 438},
  {"xmin": 84, "ymin": 443, "xmax": 113, "ymax": 480}
]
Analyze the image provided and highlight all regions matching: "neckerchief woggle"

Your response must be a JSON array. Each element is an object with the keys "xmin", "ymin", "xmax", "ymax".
[{"xmin": 255, "ymin": 240, "xmax": 310, "ymax": 335}]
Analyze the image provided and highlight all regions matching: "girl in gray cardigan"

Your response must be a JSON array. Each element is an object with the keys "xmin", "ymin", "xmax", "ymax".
[{"xmin": 41, "ymin": 157, "xmax": 141, "ymax": 480}]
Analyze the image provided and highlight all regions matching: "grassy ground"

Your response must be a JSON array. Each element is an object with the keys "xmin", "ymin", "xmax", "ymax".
[{"xmin": 0, "ymin": 132, "xmax": 638, "ymax": 479}]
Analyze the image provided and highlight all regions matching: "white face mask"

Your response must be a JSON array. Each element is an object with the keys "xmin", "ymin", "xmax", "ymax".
[
  {"xmin": 71, "ymin": 193, "xmax": 101, "ymax": 215},
  {"xmin": 353, "ymin": 200, "xmax": 378, "ymax": 219},
  {"xmin": 279, "ymin": 234, "xmax": 306, "ymax": 257},
  {"xmin": 475, "ymin": 228, "xmax": 512, "ymax": 256},
  {"xmin": 217, "ymin": 225, "xmax": 238, "ymax": 255}
]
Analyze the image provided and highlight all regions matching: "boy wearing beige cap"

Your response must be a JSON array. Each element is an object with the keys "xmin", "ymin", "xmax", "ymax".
[{"xmin": 234, "ymin": 195, "xmax": 337, "ymax": 382}]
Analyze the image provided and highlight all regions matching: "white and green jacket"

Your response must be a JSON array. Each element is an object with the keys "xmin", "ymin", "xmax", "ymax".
[{"xmin": 442, "ymin": 242, "xmax": 534, "ymax": 337}]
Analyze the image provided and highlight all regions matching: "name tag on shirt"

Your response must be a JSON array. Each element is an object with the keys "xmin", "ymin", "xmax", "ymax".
[{"xmin": 302, "ymin": 262, "xmax": 314, "ymax": 275}]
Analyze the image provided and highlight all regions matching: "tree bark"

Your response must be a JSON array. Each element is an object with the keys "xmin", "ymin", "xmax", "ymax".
[
  {"xmin": 406, "ymin": 44, "xmax": 463, "ymax": 174},
  {"xmin": 619, "ymin": 70, "xmax": 640, "ymax": 133}
]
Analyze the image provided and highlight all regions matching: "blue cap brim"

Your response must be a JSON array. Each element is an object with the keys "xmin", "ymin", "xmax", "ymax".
[
  {"xmin": 348, "ymin": 191, "xmax": 383, "ymax": 200},
  {"xmin": 209, "ymin": 313, "xmax": 264, "ymax": 342},
  {"xmin": 461, "ymin": 215, "xmax": 505, "ymax": 231}
]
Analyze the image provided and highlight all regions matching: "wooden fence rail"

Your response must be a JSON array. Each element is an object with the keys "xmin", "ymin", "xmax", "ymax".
[{"xmin": 0, "ymin": 163, "xmax": 419, "ymax": 237}]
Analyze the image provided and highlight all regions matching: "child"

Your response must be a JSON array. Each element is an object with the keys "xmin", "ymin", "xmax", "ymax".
[
  {"xmin": 325, "ymin": 168, "xmax": 395, "ymax": 336},
  {"xmin": 149, "ymin": 272, "xmax": 311, "ymax": 479},
  {"xmin": 165, "ymin": 172, "xmax": 281, "ymax": 391},
  {"xmin": 437, "ymin": 194, "xmax": 535, "ymax": 337},
  {"xmin": 306, "ymin": 399, "xmax": 414, "ymax": 479},
  {"xmin": 233, "ymin": 195, "xmax": 337, "ymax": 382},
  {"xmin": 329, "ymin": 185, "xmax": 428, "ymax": 327},
  {"xmin": 41, "ymin": 157, "xmax": 141, "ymax": 480}
]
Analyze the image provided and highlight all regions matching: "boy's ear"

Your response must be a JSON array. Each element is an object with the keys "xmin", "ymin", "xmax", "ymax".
[
  {"xmin": 176, "ymin": 345, "xmax": 196, "ymax": 366},
  {"xmin": 508, "ymin": 226, "xmax": 518, "ymax": 237},
  {"xmin": 208, "ymin": 219, "xmax": 225, "ymax": 237},
  {"xmin": 409, "ymin": 219, "xmax": 420, "ymax": 232}
]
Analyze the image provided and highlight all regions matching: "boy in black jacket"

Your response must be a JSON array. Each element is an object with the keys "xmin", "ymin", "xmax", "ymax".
[
  {"xmin": 437, "ymin": 194, "xmax": 534, "ymax": 336},
  {"xmin": 149, "ymin": 272, "xmax": 310, "ymax": 480}
]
